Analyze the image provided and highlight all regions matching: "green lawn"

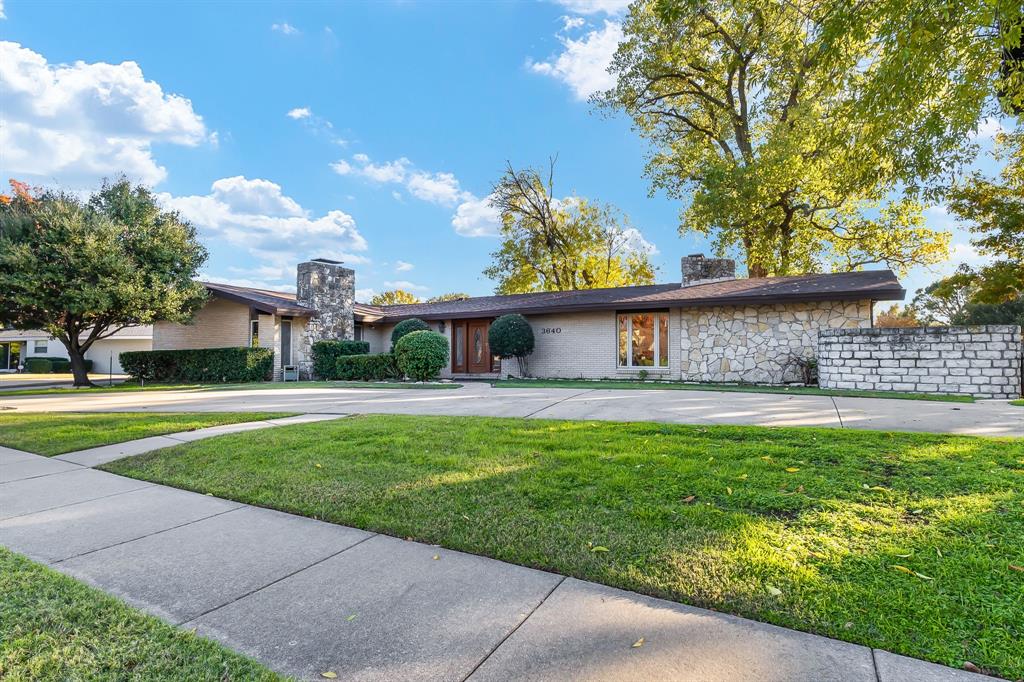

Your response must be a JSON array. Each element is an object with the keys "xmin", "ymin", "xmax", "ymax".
[
  {"xmin": 103, "ymin": 414, "xmax": 1024, "ymax": 678},
  {"xmin": 493, "ymin": 378, "xmax": 976, "ymax": 403},
  {"xmin": 0, "ymin": 412, "xmax": 294, "ymax": 456},
  {"xmin": 0, "ymin": 547, "xmax": 282, "ymax": 681},
  {"xmin": 1012, "ymin": 399, "xmax": 1024, "ymax": 407},
  {"xmin": 0, "ymin": 380, "xmax": 460, "ymax": 397}
]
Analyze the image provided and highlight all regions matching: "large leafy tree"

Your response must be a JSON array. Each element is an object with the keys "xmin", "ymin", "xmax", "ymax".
[
  {"xmin": 596, "ymin": 0, "xmax": 1023, "ymax": 277},
  {"xmin": 370, "ymin": 289, "xmax": 421, "ymax": 305},
  {"xmin": 426, "ymin": 292, "xmax": 471, "ymax": 303},
  {"xmin": 946, "ymin": 130, "xmax": 1023, "ymax": 304},
  {"xmin": 0, "ymin": 179, "xmax": 208, "ymax": 386},
  {"xmin": 911, "ymin": 267, "xmax": 978, "ymax": 325},
  {"xmin": 483, "ymin": 159, "xmax": 656, "ymax": 294}
]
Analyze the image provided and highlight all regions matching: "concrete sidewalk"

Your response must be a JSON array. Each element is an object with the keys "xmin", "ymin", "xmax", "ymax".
[
  {"xmin": 0, "ymin": 438, "xmax": 992, "ymax": 681},
  {"xmin": 1, "ymin": 381, "xmax": 1021, "ymax": 437}
]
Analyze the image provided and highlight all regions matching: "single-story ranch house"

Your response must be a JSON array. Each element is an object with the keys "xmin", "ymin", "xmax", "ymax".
[{"xmin": 152, "ymin": 255, "xmax": 906, "ymax": 383}]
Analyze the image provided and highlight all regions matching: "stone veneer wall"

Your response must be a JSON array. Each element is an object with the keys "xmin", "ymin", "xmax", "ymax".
[
  {"xmin": 297, "ymin": 260, "xmax": 355, "ymax": 377},
  {"xmin": 680, "ymin": 300, "xmax": 872, "ymax": 383},
  {"xmin": 818, "ymin": 325, "xmax": 1022, "ymax": 399}
]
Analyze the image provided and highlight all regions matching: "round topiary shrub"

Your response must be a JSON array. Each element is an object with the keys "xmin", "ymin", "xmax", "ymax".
[
  {"xmin": 394, "ymin": 330, "xmax": 449, "ymax": 381},
  {"xmin": 390, "ymin": 318, "xmax": 430, "ymax": 347},
  {"xmin": 488, "ymin": 314, "xmax": 534, "ymax": 376}
]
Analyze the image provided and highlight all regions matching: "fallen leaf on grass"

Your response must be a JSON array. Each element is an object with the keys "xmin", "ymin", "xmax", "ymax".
[
  {"xmin": 632, "ymin": 637, "xmax": 645, "ymax": 648},
  {"xmin": 890, "ymin": 564, "xmax": 933, "ymax": 580},
  {"xmin": 785, "ymin": 467, "xmax": 800, "ymax": 473},
  {"xmin": 767, "ymin": 585, "xmax": 782, "ymax": 596},
  {"xmin": 314, "ymin": 463, "xmax": 322, "ymax": 469},
  {"xmin": 591, "ymin": 545, "xmax": 610, "ymax": 553},
  {"xmin": 682, "ymin": 495, "xmax": 696, "ymax": 503},
  {"xmin": 737, "ymin": 473, "xmax": 748, "ymax": 480},
  {"xmin": 726, "ymin": 487, "xmax": 733, "ymax": 495},
  {"xmin": 1009, "ymin": 564, "xmax": 1024, "ymax": 572}
]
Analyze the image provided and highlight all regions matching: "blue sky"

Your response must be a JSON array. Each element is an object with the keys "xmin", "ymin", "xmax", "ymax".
[{"xmin": 0, "ymin": 0, "xmax": 1008, "ymax": 303}]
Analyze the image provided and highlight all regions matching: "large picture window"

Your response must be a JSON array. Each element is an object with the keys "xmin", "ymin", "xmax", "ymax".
[{"xmin": 617, "ymin": 312, "xmax": 669, "ymax": 368}]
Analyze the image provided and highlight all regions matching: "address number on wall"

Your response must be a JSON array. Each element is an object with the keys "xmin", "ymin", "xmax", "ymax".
[{"xmin": 540, "ymin": 327, "xmax": 562, "ymax": 334}]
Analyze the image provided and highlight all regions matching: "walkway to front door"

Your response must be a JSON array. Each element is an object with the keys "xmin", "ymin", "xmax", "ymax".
[{"xmin": 450, "ymin": 319, "xmax": 499, "ymax": 374}]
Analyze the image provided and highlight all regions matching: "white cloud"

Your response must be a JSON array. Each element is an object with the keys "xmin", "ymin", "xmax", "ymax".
[
  {"xmin": 286, "ymin": 107, "xmax": 311, "ymax": 120},
  {"xmin": 271, "ymin": 22, "xmax": 299, "ymax": 35},
  {"xmin": 333, "ymin": 152, "xmax": 500, "ymax": 237},
  {"xmin": 355, "ymin": 288, "xmax": 376, "ymax": 302},
  {"xmin": 406, "ymin": 171, "xmax": 465, "ymax": 206},
  {"xmin": 617, "ymin": 227, "xmax": 657, "ymax": 255},
  {"xmin": 0, "ymin": 1, "xmax": 6, "ymax": 19},
  {"xmin": 0, "ymin": 41, "xmax": 209, "ymax": 187},
  {"xmin": 383, "ymin": 280, "xmax": 429, "ymax": 292},
  {"xmin": 395, "ymin": 260, "xmax": 414, "ymax": 272},
  {"xmin": 160, "ymin": 176, "xmax": 368, "ymax": 287},
  {"xmin": 528, "ymin": 20, "xmax": 623, "ymax": 100},
  {"xmin": 452, "ymin": 194, "xmax": 501, "ymax": 237},
  {"xmin": 562, "ymin": 16, "xmax": 586, "ymax": 30},
  {"xmin": 552, "ymin": 0, "xmax": 631, "ymax": 14}
]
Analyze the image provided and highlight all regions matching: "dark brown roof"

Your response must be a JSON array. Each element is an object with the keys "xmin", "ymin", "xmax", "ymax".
[
  {"xmin": 203, "ymin": 282, "xmax": 315, "ymax": 317},
  {"xmin": 369, "ymin": 270, "xmax": 905, "ymax": 322}
]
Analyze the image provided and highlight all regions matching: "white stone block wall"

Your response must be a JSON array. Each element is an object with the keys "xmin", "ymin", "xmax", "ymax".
[
  {"xmin": 818, "ymin": 326, "xmax": 1022, "ymax": 399},
  {"xmin": 679, "ymin": 300, "xmax": 872, "ymax": 384}
]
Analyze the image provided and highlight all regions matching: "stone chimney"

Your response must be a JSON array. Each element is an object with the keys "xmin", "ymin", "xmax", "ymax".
[
  {"xmin": 297, "ymin": 259, "xmax": 355, "ymax": 373},
  {"xmin": 681, "ymin": 253, "xmax": 735, "ymax": 287}
]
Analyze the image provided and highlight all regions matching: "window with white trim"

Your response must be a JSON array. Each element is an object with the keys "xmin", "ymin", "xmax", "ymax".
[
  {"xmin": 249, "ymin": 319, "xmax": 260, "ymax": 348},
  {"xmin": 617, "ymin": 312, "xmax": 669, "ymax": 368},
  {"xmin": 33, "ymin": 340, "xmax": 48, "ymax": 354}
]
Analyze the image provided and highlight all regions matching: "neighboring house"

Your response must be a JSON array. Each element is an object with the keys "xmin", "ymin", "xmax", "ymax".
[
  {"xmin": 153, "ymin": 256, "xmax": 906, "ymax": 383},
  {"xmin": 0, "ymin": 326, "xmax": 153, "ymax": 374}
]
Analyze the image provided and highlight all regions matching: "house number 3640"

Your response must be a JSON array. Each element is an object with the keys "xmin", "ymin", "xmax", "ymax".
[{"xmin": 541, "ymin": 327, "xmax": 562, "ymax": 334}]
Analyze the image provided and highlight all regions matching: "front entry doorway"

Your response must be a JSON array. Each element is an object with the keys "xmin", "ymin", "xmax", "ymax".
[{"xmin": 451, "ymin": 319, "xmax": 500, "ymax": 374}]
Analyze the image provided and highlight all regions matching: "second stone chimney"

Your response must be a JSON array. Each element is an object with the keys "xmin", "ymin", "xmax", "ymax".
[
  {"xmin": 681, "ymin": 253, "xmax": 736, "ymax": 287},
  {"xmin": 297, "ymin": 258, "xmax": 355, "ymax": 343}
]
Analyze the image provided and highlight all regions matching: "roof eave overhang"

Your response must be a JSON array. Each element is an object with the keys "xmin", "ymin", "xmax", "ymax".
[
  {"xmin": 378, "ymin": 287, "xmax": 906, "ymax": 323},
  {"xmin": 207, "ymin": 288, "xmax": 315, "ymax": 318}
]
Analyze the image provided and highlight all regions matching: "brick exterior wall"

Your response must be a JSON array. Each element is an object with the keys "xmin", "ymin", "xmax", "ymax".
[
  {"xmin": 153, "ymin": 297, "xmax": 249, "ymax": 349},
  {"xmin": 818, "ymin": 326, "xmax": 1022, "ymax": 399},
  {"xmin": 680, "ymin": 300, "xmax": 872, "ymax": 384}
]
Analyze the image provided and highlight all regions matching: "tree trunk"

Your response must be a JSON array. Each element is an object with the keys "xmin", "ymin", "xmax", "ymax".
[{"xmin": 68, "ymin": 349, "xmax": 94, "ymax": 387}]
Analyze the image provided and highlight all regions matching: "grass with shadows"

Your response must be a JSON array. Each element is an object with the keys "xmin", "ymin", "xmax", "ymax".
[
  {"xmin": 1011, "ymin": 399, "xmax": 1023, "ymax": 407},
  {"xmin": 0, "ymin": 412, "xmax": 295, "ymax": 456},
  {"xmin": 0, "ymin": 380, "xmax": 461, "ymax": 397},
  {"xmin": 0, "ymin": 547, "xmax": 282, "ymax": 681},
  {"xmin": 493, "ymin": 378, "xmax": 975, "ymax": 402},
  {"xmin": 104, "ymin": 414, "xmax": 1024, "ymax": 678}
]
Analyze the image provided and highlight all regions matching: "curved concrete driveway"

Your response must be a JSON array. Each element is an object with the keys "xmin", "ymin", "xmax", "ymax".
[{"xmin": 2, "ymin": 383, "xmax": 1020, "ymax": 437}]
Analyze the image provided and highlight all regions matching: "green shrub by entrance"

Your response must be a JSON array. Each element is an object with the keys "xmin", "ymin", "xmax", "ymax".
[
  {"xmin": 390, "ymin": 318, "xmax": 430, "ymax": 346},
  {"xmin": 394, "ymin": 330, "xmax": 449, "ymax": 381},
  {"xmin": 120, "ymin": 347, "xmax": 274, "ymax": 383},
  {"xmin": 335, "ymin": 353, "xmax": 399, "ymax": 381},
  {"xmin": 311, "ymin": 339, "xmax": 369, "ymax": 379}
]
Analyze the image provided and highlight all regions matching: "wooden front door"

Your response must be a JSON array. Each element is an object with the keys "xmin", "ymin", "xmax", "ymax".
[
  {"xmin": 467, "ymin": 320, "xmax": 490, "ymax": 373},
  {"xmin": 451, "ymin": 319, "xmax": 500, "ymax": 374}
]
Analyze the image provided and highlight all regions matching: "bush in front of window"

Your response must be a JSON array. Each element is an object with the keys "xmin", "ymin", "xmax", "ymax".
[
  {"xmin": 335, "ymin": 353, "xmax": 400, "ymax": 381},
  {"xmin": 120, "ymin": 347, "xmax": 274, "ymax": 384},
  {"xmin": 24, "ymin": 357, "xmax": 53, "ymax": 373},
  {"xmin": 394, "ymin": 330, "xmax": 449, "ymax": 382},
  {"xmin": 489, "ymin": 314, "xmax": 535, "ymax": 377},
  {"xmin": 390, "ymin": 318, "xmax": 430, "ymax": 347},
  {"xmin": 311, "ymin": 340, "xmax": 370, "ymax": 379}
]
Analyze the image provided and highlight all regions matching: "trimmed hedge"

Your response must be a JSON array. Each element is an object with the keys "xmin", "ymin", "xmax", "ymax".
[
  {"xmin": 335, "ymin": 353, "xmax": 399, "ymax": 381},
  {"xmin": 312, "ymin": 339, "xmax": 370, "ymax": 379},
  {"xmin": 120, "ymin": 347, "xmax": 274, "ymax": 383},
  {"xmin": 390, "ymin": 318, "xmax": 430, "ymax": 347},
  {"xmin": 24, "ymin": 358, "xmax": 53, "ymax": 373},
  {"xmin": 394, "ymin": 330, "xmax": 449, "ymax": 382}
]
